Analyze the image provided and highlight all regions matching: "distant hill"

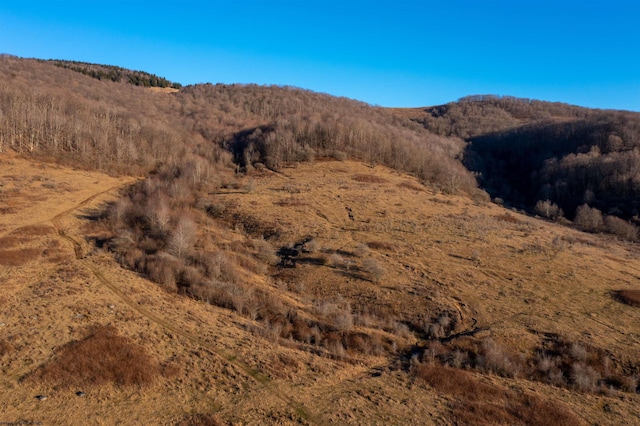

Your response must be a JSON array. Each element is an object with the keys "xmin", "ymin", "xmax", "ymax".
[{"xmin": 403, "ymin": 95, "xmax": 640, "ymax": 235}]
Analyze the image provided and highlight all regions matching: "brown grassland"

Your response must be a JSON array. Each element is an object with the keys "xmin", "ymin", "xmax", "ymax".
[{"xmin": 1, "ymin": 152, "xmax": 640, "ymax": 425}]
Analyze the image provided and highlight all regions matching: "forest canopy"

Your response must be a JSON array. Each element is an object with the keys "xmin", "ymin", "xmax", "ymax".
[{"xmin": 407, "ymin": 95, "xmax": 640, "ymax": 232}]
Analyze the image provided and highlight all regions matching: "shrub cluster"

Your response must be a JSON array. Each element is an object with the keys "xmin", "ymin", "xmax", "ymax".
[
  {"xmin": 26, "ymin": 325, "xmax": 159, "ymax": 388},
  {"xmin": 103, "ymin": 158, "xmax": 410, "ymax": 361},
  {"xmin": 411, "ymin": 362, "xmax": 582, "ymax": 426},
  {"xmin": 414, "ymin": 332, "xmax": 639, "ymax": 396}
]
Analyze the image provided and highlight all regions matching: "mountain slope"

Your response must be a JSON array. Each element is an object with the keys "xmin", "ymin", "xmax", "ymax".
[
  {"xmin": 1, "ymin": 58, "xmax": 640, "ymax": 425},
  {"xmin": 0, "ymin": 55, "xmax": 475, "ymax": 193},
  {"xmin": 3, "ymin": 153, "xmax": 640, "ymax": 424}
]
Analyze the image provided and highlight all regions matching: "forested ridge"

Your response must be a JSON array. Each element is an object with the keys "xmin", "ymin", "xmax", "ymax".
[
  {"xmin": 406, "ymin": 95, "xmax": 640, "ymax": 238},
  {"xmin": 0, "ymin": 55, "xmax": 474, "ymax": 192},
  {"xmin": 0, "ymin": 56, "xmax": 481, "ymax": 367}
]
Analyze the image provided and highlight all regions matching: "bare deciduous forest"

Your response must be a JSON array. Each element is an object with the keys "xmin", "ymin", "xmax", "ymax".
[
  {"xmin": 406, "ymin": 95, "xmax": 640, "ymax": 239},
  {"xmin": 0, "ymin": 56, "xmax": 475, "ymax": 193}
]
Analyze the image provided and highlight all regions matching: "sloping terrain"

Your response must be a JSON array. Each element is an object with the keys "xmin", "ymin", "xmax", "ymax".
[
  {"xmin": 1, "ymin": 56, "xmax": 640, "ymax": 425},
  {"xmin": 1, "ymin": 153, "xmax": 639, "ymax": 425}
]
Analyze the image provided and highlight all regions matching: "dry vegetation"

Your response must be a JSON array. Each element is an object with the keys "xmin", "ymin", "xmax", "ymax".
[
  {"xmin": 25, "ymin": 325, "xmax": 160, "ymax": 388},
  {"xmin": 412, "ymin": 363, "xmax": 584, "ymax": 426},
  {"xmin": 1, "ymin": 57, "xmax": 640, "ymax": 425},
  {"xmin": 0, "ymin": 55, "xmax": 475, "ymax": 193}
]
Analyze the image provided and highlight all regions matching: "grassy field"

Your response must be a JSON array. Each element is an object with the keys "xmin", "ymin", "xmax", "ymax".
[{"xmin": 1, "ymin": 153, "xmax": 639, "ymax": 425}]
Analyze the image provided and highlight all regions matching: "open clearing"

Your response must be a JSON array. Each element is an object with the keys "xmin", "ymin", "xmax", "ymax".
[{"xmin": 1, "ymin": 154, "xmax": 639, "ymax": 425}]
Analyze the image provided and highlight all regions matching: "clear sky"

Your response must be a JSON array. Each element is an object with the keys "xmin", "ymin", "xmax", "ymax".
[{"xmin": 1, "ymin": 1, "xmax": 638, "ymax": 111}]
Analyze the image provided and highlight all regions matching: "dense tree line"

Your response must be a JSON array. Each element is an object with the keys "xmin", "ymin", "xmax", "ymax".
[
  {"xmin": 0, "ymin": 58, "xmax": 195, "ymax": 174},
  {"xmin": 414, "ymin": 95, "xmax": 594, "ymax": 139},
  {"xmin": 409, "ymin": 95, "xmax": 640, "ymax": 235},
  {"xmin": 46, "ymin": 60, "xmax": 182, "ymax": 89}
]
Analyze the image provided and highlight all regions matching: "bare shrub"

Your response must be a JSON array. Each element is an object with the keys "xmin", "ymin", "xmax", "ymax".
[
  {"xmin": 109, "ymin": 197, "xmax": 133, "ymax": 228},
  {"xmin": 167, "ymin": 216, "xmax": 196, "ymax": 258},
  {"xmin": 168, "ymin": 178, "xmax": 195, "ymax": 206},
  {"xmin": 145, "ymin": 193, "xmax": 172, "ymax": 237},
  {"xmin": 605, "ymin": 215, "xmax": 638, "ymax": 241},
  {"xmin": 390, "ymin": 321, "xmax": 412, "ymax": 340},
  {"xmin": 333, "ymin": 150, "xmax": 348, "ymax": 161},
  {"xmin": 191, "ymin": 280, "xmax": 234, "ymax": 310},
  {"xmin": 571, "ymin": 362, "xmax": 600, "ymax": 392},
  {"xmin": 355, "ymin": 243, "xmax": 370, "ymax": 257},
  {"xmin": 305, "ymin": 239, "xmax": 320, "ymax": 253},
  {"xmin": 569, "ymin": 343, "xmax": 587, "ymax": 362},
  {"xmin": 425, "ymin": 312, "xmax": 453, "ymax": 339},
  {"xmin": 333, "ymin": 310, "xmax": 354, "ymax": 331},
  {"xmin": 201, "ymin": 201, "xmax": 226, "ymax": 218},
  {"xmin": 574, "ymin": 204, "xmax": 604, "ymax": 232},
  {"xmin": 328, "ymin": 253, "xmax": 344, "ymax": 268},
  {"xmin": 252, "ymin": 237, "xmax": 278, "ymax": 265},
  {"xmin": 478, "ymin": 339, "xmax": 523, "ymax": 378},
  {"xmin": 26, "ymin": 325, "xmax": 159, "ymax": 387},
  {"xmin": 536, "ymin": 354, "xmax": 560, "ymax": 374},
  {"xmin": 535, "ymin": 199, "xmax": 564, "ymax": 219},
  {"xmin": 352, "ymin": 174, "xmax": 387, "ymax": 184},
  {"xmin": 361, "ymin": 257, "xmax": 385, "ymax": 282},
  {"xmin": 449, "ymin": 350, "xmax": 468, "ymax": 369},
  {"xmin": 145, "ymin": 252, "xmax": 181, "ymax": 290}
]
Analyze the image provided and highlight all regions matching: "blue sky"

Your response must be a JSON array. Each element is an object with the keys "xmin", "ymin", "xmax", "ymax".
[{"xmin": 1, "ymin": 1, "xmax": 638, "ymax": 110}]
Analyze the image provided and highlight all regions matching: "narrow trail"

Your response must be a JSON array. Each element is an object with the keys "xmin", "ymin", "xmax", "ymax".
[
  {"xmin": 0, "ymin": 180, "xmax": 137, "ymax": 240},
  {"xmin": 48, "ymin": 182, "xmax": 324, "ymax": 425}
]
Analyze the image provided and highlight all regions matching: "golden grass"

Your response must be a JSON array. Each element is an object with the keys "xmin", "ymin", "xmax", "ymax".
[
  {"xmin": 13, "ymin": 224, "xmax": 55, "ymax": 236},
  {"xmin": 2, "ymin": 155, "xmax": 639, "ymax": 425}
]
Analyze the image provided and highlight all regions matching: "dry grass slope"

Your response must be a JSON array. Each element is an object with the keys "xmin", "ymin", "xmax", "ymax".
[{"xmin": 1, "ymin": 153, "xmax": 640, "ymax": 425}]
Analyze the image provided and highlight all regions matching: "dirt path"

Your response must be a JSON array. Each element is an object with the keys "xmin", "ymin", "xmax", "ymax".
[{"xmin": 49, "ymin": 181, "xmax": 325, "ymax": 424}]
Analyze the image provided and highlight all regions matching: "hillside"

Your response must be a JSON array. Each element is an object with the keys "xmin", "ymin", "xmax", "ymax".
[
  {"xmin": 1, "ymin": 57, "xmax": 640, "ymax": 425},
  {"xmin": 401, "ymin": 96, "xmax": 640, "ymax": 234},
  {"xmin": 3, "ymin": 153, "xmax": 640, "ymax": 425},
  {"xmin": 0, "ymin": 56, "xmax": 475, "ymax": 193}
]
